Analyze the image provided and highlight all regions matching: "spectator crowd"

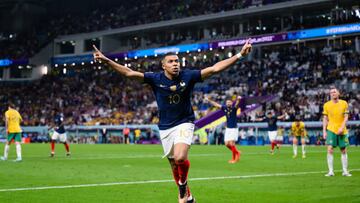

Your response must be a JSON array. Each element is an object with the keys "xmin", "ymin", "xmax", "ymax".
[
  {"xmin": 1, "ymin": 40, "xmax": 359, "ymax": 126},
  {"xmin": 1, "ymin": 0, "xmax": 358, "ymax": 59}
]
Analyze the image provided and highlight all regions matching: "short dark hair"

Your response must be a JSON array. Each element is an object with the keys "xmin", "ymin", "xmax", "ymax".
[
  {"xmin": 8, "ymin": 101, "xmax": 15, "ymax": 108},
  {"xmin": 161, "ymin": 52, "xmax": 178, "ymax": 62}
]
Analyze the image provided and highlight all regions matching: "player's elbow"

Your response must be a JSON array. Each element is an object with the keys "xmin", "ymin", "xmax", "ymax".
[
  {"xmin": 124, "ymin": 70, "xmax": 135, "ymax": 78},
  {"xmin": 211, "ymin": 66, "xmax": 222, "ymax": 74}
]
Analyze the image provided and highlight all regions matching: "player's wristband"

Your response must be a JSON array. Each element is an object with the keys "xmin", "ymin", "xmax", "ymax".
[{"xmin": 236, "ymin": 53, "xmax": 243, "ymax": 59}]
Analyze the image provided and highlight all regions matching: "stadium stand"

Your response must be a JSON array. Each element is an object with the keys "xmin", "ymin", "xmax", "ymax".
[
  {"xmin": 1, "ymin": 0, "xmax": 358, "ymax": 59},
  {"xmin": 0, "ymin": 41, "xmax": 359, "ymax": 126},
  {"xmin": 0, "ymin": 0, "xmax": 359, "ymax": 146}
]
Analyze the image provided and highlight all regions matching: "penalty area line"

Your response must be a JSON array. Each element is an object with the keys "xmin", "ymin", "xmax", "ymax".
[{"xmin": 0, "ymin": 169, "xmax": 359, "ymax": 192}]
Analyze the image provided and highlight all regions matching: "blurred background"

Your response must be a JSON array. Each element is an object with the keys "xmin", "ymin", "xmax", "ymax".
[{"xmin": 0, "ymin": 0, "xmax": 359, "ymax": 146}]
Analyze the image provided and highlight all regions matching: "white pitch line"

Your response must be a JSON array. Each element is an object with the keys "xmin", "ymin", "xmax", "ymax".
[
  {"xmin": 26, "ymin": 150, "xmax": 334, "ymax": 160},
  {"xmin": 27, "ymin": 153, "xmax": 221, "ymax": 160},
  {"xmin": 0, "ymin": 169, "xmax": 358, "ymax": 192}
]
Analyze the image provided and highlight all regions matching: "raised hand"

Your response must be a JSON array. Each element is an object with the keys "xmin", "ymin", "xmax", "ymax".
[
  {"xmin": 240, "ymin": 39, "xmax": 252, "ymax": 57},
  {"xmin": 204, "ymin": 95, "xmax": 209, "ymax": 103},
  {"xmin": 93, "ymin": 45, "xmax": 110, "ymax": 63}
]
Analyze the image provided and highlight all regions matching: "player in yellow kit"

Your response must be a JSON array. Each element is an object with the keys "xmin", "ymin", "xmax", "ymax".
[
  {"xmin": 323, "ymin": 87, "xmax": 351, "ymax": 177},
  {"xmin": 1, "ymin": 101, "xmax": 23, "ymax": 162},
  {"xmin": 290, "ymin": 118, "xmax": 307, "ymax": 159}
]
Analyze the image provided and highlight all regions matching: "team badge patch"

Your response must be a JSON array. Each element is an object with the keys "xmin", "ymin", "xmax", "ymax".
[{"xmin": 170, "ymin": 85, "xmax": 177, "ymax": 91}]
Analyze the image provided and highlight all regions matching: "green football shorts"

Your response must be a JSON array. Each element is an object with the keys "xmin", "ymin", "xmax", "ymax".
[
  {"xmin": 326, "ymin": 130, "xmax": 349, "ymax": 148},
  {"xmin": 7, "ymin": 133, "xmax": 22, "ymax": 142}
]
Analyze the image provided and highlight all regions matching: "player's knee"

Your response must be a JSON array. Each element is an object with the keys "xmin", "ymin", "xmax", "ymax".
[
  {"xmin": 327, "ymin": 148, "xmax": 334, "ymax": 154},
  {"xmin": 174, "ymin": 154, "xmax": 186, "ymax": 163},
  {"xmin": 174, "ymin": 158, "xmax": 185, "ymax": 163},
  {"xmin": 167, "ymin": 157, "xmax": 175, "ymax": 164},
  {"xmin": 340, "ymin": 148, "xmax": 346, "ymax": 154},
  {"xmin": 174, "ymin": 156, "xmax": 185, "ymax": 163}
]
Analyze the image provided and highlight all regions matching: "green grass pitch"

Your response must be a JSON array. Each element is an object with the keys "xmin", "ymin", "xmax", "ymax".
[{"xmin": 0, "ymin": 144, "xmax": 359, "ymax": 203}]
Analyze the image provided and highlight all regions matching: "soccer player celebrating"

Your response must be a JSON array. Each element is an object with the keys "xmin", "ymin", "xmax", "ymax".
[
  {"xmin": 323, "ymin": 86, "xmax": 351, "ymax": 177},
  {"xmin": 93, "ymin": 40, "xmax": 252, "ymax": 203},
  {"xmin": 48, "ymin": 110, "xmax": 71, "ymax": 157},
  {"xmin": 256, "ymin": 110, "xmax": 286, "ymax": 155},
  {"xmin": 290, "ymin": 117, "xmax": 307, "ymax": 159},
  {"xmin": 205, "ymin": 95, "xmax": 242, "ymax": 163},
  {"xmin": 1, "ymin": 101, "xmax": 23, "ymax": 162}
]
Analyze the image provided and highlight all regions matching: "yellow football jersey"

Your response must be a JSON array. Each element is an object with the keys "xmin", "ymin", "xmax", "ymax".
[
  {"xmin": 291, "ymin": 121, "xmax": 306, "ymax": 136},
  {"xmin": 5, "ymin": 108, "xmax": 22, "ymax": 133},
  {"xmin": 322, "ymin": 99, "xmax": 349, "ymax": 135},
  {"xmin": 134, "ymin": 129, "xmax": 141, "ymax": 138}
]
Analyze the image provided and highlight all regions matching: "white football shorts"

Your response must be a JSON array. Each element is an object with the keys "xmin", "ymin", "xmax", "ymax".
[
  {"xmin": 268, "ymin": 131, "xmax": 277, "ymax": 142},
  {"xmin": 51, "ymin": 131, "xmax": 67, "ymax": 143},
  {"xmin": 159, "ymin": 123, "xmax": 194, "ymax": 158},
  {"xmin": 224, "ymin": 128, "xmax": 238, "ymax": 142}
]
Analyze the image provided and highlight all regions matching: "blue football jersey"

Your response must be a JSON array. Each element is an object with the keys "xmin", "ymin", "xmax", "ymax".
[
  {"xmin": 54, "ymin": 114, "xmax": 65, "ymax": 133},
  {"xmin": 144, "ymin": 69, "xmax": 202, "ymax": 130},
  {"xmin": 265, "ymin": 116, "xmax": 278, "ymax": 131},
  {"xmin": 221, "ymin": 105, "xmax": 238, "ymax": 128}
]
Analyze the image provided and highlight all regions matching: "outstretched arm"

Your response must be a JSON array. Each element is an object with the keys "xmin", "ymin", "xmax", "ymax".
[
  {"xmin": 277, "ymin": 111, "xmax": 287, "ymax": 120},
  {"xmin": 205, "ymin": 96, "xmax": 222, "ymax": 109},
  {"xmin": 277, "ymin": 114, "xmax": 286, "ymax": 120},
  {"xmin": 93, "ymin": 45, "xmax": 144, "ymax": 82},
  {"xmin": 234, "ymin": 96, "xmax": 242, "ymax": 108},
  {"xmin": 48, "ymin": 124, "xmax": 55, "ymax": 131},
  {"xmin": 254, "ymin": 114, "xmax": 265, "ymax": 121},
  {"xmin": 201, "ymin": 39, "xmax": 252, "ymax": 80}
]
